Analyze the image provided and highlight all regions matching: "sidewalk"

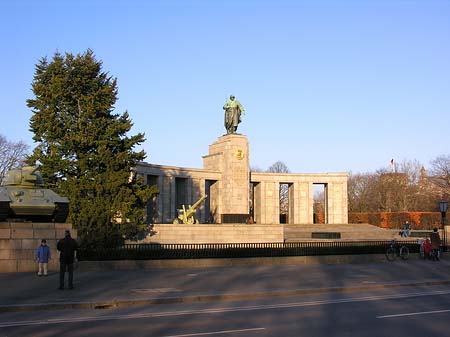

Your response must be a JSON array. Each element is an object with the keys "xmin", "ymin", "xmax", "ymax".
[{"xmin": 1, "ymin": 258, "xmax": 450, "ymax": 313}]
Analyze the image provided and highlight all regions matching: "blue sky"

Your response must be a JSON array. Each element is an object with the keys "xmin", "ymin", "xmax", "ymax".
[{"xmin": 1, "ymin": 0, "xmax": 449, "ymax": 174}]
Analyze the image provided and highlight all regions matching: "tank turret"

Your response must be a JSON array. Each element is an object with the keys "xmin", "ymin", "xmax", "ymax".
[{"xmin": 0, "ymin": 166, "xmax": 69, "ymax": 222}]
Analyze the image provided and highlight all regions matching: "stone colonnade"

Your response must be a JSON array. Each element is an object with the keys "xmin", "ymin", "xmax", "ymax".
[
  {"xmin": 136, "ymin": 134, "xmax": 348, "ymax": 225},
  {"xmin": 137, "ymin": 164, "xmax": 220, "ymax": 224},
  {"xmin": 251, "ymin": 172, "xmax": 348, "ymax": 225}
]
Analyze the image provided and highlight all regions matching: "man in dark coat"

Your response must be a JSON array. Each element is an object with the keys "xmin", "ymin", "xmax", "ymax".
[
  {"xmin": 430, "ymin": 228, "xmax": 441, "ymax": 261},
  {"xmin": 57, "ymin": 230, "xmax": 78, "ymax": 289}
]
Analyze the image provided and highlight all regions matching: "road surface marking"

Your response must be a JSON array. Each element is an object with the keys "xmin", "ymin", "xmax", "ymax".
[
  {"xmin": 131, "ymin": 288, "xmax": 181, "ymax": 293},
  {"xmin": 162, "ymin": 327, "xmax": 266, "ymax": 336},
  {"xmin": 377, "ymin": 309, "xmax": 450, "ymax": 319},
  {"xmin": 1, "ymin": 289, "xmax": 450, "ymax": 328}
]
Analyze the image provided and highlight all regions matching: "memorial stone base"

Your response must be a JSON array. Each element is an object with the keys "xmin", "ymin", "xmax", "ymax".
[
  {"xmin": 133, "ymin": 223, "xmax": 284, "ymax": 244},
  {"xmin": 0, "ymin": 221, "xmax": 76, "ymax": 272}
]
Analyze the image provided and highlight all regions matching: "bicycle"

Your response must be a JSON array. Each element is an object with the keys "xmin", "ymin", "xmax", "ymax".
[{"xmin": 386, "ymin": 240, "xmax": 409, "ymax": 261}]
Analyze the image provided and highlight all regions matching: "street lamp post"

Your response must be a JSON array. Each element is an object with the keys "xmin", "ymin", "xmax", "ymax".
[{"xmin": 439, "ymin": 201, "xmax": 448, "ymax": 252}]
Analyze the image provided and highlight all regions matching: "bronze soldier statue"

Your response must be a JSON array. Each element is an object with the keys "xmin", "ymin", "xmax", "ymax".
[{"xmin": 223, "ymin": 95, "xmax": 245, "ymax": 134}]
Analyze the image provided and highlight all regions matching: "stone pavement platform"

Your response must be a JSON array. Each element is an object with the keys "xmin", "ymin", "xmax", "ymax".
[
  {"xmin": 284, "ymin": 223, "xmax": 425, "ymax": 241},
  {"xmin": 1, "ymin": 257, "xmax": 449, "ymax": 313}
]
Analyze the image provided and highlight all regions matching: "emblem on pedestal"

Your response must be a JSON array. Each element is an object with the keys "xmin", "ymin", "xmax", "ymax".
[{"xmin": 236, "ymin": 149, "xmax": 244, "ymax": 160}]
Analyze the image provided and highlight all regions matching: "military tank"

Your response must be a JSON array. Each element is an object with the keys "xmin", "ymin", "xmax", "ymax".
[{"xmin": 0, "ymin": 166, "xmax": 69, "ymax": 222}]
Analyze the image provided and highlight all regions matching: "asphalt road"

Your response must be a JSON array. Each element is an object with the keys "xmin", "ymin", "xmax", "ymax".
[{"xmin": 1, "ymin": 285, "xmax": 450, "ymax": 337}]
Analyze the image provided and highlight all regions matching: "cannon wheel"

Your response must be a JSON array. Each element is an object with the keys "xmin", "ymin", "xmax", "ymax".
[{"xmin": 186, "ymin": 216, "xmax": 195, "ymax": 224}]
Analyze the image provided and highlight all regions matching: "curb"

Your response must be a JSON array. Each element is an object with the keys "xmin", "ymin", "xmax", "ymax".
[
  {"xmin": 78, "ymin": 254, "xmax": 395, "ymax": 271},
  {"xmin": 2, "ymin": 279, "xmax": 450, "ymax": 313}
]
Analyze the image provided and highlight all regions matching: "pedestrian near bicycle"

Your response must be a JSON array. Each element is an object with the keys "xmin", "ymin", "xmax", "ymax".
[{"xmin": 430, "ymin": 228, "xmax": 441, "ymax": 261}]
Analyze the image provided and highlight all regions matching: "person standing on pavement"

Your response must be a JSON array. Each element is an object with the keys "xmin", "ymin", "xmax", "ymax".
[
  {"xmin": 430, "ymin": 228, "xmax": 441, "ymax": 261},
  {"xmin": 36, "ymin": 239, "xmax": 51, "ymax": 276},
  {"xmin": 57, "ymin": 230, "xmax": 78, "ymax": 289},
  {"xmin": 424, "ymin": 238, "xmax": 431, "ymax": 259}
]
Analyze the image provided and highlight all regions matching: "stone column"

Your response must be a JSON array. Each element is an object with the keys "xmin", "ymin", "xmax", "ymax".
[
  {"xmin": 252, "ymin": 181, "xmax": 280, "ymax": 224},
  {"xmin": 290, "ymin": 182, "xmax": 298, "ymax": 224},
  {"xmin": 198, "ymin": 179, "xmax": 206, "ymax": 222},
  {"xmin": 203, "ymin": 134, "xmax": 250, "ymax": 223},
  {"xmin": 327, "ymin": 182, "xmax": 348, "ymax": 224},
  {"xmin": 292, "ymin": 182, "xmax": 312, "ymax": 224},
  {"xmin": 155, "ymin": 175, "xmax": 163, "ymax": 224},
  {"xmin": 253, "ymin": 182, "xmax": 262, "ymax": 224},
  {"xmin": 161, "ymin": 176, "xmax": 176, "ymax": 223},
  {"xmin": 264, "ymin": 181, "xmax": 279, "ymax": 224}
]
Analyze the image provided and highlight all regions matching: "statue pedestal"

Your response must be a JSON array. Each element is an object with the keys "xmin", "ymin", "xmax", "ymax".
[{"xmin": 203, "ymin": 134, "xmax": 250, "ymax": 223}]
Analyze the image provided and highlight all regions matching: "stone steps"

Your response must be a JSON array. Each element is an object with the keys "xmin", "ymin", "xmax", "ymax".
[
  {"xmin": 284, "ymin": 223, "xmax": 386, "ymax": 232},
  {"xmin": 283, "ymin": 223, "xmax": 425, "ymax": 241}
]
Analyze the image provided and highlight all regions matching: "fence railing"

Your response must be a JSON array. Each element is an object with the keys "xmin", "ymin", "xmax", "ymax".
[{"xmin": 78, "ymin": 240, "xmax": 421, "ymax": 261}]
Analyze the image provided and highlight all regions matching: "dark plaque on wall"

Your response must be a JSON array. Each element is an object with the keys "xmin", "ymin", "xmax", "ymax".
[{"xmin": 221, "ymin": 214, "xmax": 249, "ymax": 224}]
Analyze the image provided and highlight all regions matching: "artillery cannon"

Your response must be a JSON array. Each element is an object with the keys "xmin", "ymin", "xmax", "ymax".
[
  {"xmin": 0, "ymin": 166, "xmax": 69, "ymax": 222},
  {"xmin": 173, "ymin": 195, "xmax": 207, "ymax": 224}
]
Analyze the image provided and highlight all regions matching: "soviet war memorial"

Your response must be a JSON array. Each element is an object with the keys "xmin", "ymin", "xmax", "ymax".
[
  {"xmin": 1, "ymin": 1, "xmax": 450, "ymax": 336},
  {"xmin": 136, "ymin": 95, "xmax": 349, "ymax": 244}
]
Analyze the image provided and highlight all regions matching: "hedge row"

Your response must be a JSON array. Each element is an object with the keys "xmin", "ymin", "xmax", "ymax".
[{"xmin": 348, "ymin": 212, "xmax": 442, "ymax": 229}]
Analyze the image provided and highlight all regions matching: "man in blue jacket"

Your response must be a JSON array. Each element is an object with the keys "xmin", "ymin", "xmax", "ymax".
[
  {"xmin": 36, "ymin": 239, "xmax": 51, "ymax": 276},
  {"xmin": 57, "ymin": 230, "xmax": 78, "ymax": 290}
]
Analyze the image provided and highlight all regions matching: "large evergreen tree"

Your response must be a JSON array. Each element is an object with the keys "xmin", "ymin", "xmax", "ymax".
[{"xmin": 27, "ymin": 49, "xmax": 157, "ymax": 247}]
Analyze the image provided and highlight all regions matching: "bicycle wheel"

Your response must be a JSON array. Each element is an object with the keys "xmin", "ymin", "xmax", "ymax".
[
  {"xmin": 400, "ymin": 246, "xmax": 410, "ymax": 260},
  {"xmin": 386, "ymin": 247, "xmax": 396, "ymax": 261}
]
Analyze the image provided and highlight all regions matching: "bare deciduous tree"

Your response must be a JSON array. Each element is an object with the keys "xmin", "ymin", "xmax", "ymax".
[
  {"xmin": 267, "ymin": 161, "xmax": 290, "ymax": 174},
  {"xmin": 348, "ymin": 172, "xmax": 378, "ymax": 212},
  {"xmin": 429, "ymin": 154, "xmax": 450, "ymax": 199},
  {"xmin": 0, "ymin": 135, "xmax": 29, "ymax": 184},
  {"xmin": 348, "ymin": 157, "xmax": 446, "ymax": 213},
  {"xmin": 313, "ymin": 189, "xmax": 325, "ymax": 221}
]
